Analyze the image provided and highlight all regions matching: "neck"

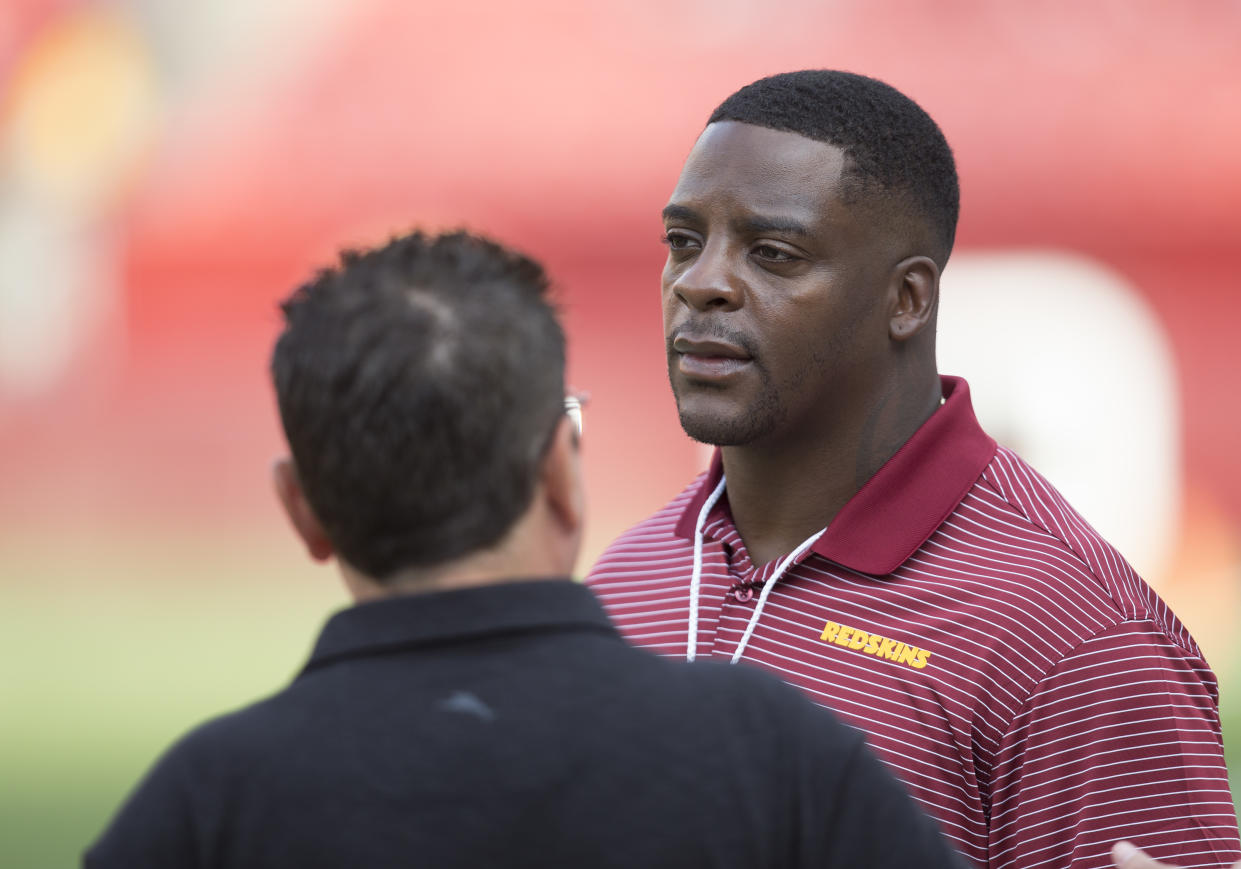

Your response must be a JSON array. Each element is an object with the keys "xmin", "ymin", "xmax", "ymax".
[
  {"xmin": 720, "ymin": 373, "xmax": 942, "ymax": 567},
  {"xmin": 341, "ymin": 494, "xmax": 578, "ymax": 603}
]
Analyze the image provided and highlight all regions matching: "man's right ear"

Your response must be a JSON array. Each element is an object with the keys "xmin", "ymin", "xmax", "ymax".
[
  {"xmin": 272, "ymin": 458, "xmax": 334, "ymax": 562},
  {"xmin": 540, "ymin": 415, "xmax": 586, "ymax": 541}
]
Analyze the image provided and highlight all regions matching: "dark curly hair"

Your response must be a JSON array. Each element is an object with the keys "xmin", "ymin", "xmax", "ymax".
[
  {"xmin": 271, "ymin": 230, "xmax": 566, "ymax": 579},
  {"xmin": 709, "ymin": 70, "xmax": 959, "ymax": 263}
]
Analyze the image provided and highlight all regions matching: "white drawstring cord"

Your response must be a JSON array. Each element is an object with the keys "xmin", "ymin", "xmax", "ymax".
[
  {"xmin": 686, "ymin": 477, "xmax": 728, "ymax": 662},
  {"xmin": 687, "ymin": 473, "xmax": 825, "ymax": 664},
  {"xmin": 729, "ymin": 528, "xmax": 825, "ymax": 664}
]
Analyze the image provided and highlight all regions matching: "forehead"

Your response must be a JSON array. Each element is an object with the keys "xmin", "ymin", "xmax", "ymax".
[{"xmin": 667, "ymin": 121, "xmax": 851, "ymax": 223}]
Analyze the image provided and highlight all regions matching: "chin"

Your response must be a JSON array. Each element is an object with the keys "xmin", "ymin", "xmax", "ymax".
[
  {"xmin": 673, "ymin": 385, "xmax": 783, "ymax": 448},
  {"xmin": 677, "ymin": 409, "xmax": 765, "ymax": 447}
]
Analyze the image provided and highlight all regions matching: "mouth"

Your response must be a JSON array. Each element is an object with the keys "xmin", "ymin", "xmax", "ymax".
[{"xmin": 671, "ymin": 334, "xmax": 754, "ymax": 381}]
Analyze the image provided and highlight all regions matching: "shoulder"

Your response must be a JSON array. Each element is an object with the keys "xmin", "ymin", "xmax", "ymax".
[
  {"xmin": 660, "ymin": 655, "xmax": 865, "ymax": 753},
  {"xmin": 586, "ymin": 473, "xmax": 705, "ymax": 583},
  {"xmin": 1022, "ymin": 616, "xmax": 1220, "ymax": 707},
  {"xmin": 978, "ymin": 447, "xmax": 1136, "ymax": 586},
  {"xmin": 122, "ymin": 682, "xmax": 316, "ymax": 801},
  {"xmin": 144, "ymin": 691, "xmax": 294, "ymax": 787},
  {"xmin": 678, "ymin": 664, "xmax": 964, "ymax": 868},
  {"xmin": 83, "ymin": 696, "xmax": 288, "ymax": 869},
  {"xmin": 961, "ymin": 445, "xmax": 1204, "ymax": 662},
  {"xmin": 974, "ymin": 449, "xmax": 1161, "ymax": 612}
]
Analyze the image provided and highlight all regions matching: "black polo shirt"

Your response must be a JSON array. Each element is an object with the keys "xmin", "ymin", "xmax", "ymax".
[{"xmin": 85, "ymin": 579, "xmax": 962, "ymax": 868}]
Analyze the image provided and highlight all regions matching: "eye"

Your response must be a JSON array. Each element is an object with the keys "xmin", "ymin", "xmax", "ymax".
[
  {"xmin": 753, "ymin": 243, "xmax": 796, "ymax": 263},
  {"xmin": 661, "ymin": 230, "xmax": 699, "ymax": 252}
]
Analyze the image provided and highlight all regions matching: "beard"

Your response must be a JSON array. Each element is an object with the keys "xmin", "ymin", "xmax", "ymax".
[
  {"xmin": 668, "ymin": 362, "xmax": 788, "ymax": 446},
  {"xmin": 664, "ymin": 320, "xmax": 799, "ymax": 446}
]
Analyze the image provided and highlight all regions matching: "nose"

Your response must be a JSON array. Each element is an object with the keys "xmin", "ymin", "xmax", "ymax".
[{"xmin": 667, "ymin": 242, "xmax": 743, "ymax": 312}]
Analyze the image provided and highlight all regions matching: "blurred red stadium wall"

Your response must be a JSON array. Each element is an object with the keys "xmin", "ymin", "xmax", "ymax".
[{"xmin": 1, "ymin": 0, "xmax": 1238, "ymax": 651}]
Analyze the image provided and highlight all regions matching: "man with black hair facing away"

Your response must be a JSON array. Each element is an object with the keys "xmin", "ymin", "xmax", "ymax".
[
  {"xmin": 587, "ymin": 70, "xmax": 1240, "ymax": 869},
  {"xmin": 85, "ymin": 229, "xmax": 964, "ymax": 868}
]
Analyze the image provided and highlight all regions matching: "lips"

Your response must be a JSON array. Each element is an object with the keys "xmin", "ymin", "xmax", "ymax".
[
  {"xmin": 672, "ymin": 334, "xmax": 754, "ymax": 381},
  {"xmin": 672, "ymin": 336, "xmax": 750, "ymax": 359}
]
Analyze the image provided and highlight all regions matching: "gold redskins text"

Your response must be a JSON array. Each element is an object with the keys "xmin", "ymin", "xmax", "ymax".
[{"xmin": 818, "ymin": 621, "xmax": 932, "ymax": 670}]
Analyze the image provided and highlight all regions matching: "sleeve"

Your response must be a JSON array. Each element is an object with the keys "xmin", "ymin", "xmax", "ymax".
[
  {"xmin": 787, "ymin": 688, "xmax": 970, "ymax": 868},
  {"xmin": 82, "ymin": 742, "xmax": 203, "ymax": 869},
  {"xmin": 987, "ymin": 619, "xmax": 1241, "ymax": 869}
]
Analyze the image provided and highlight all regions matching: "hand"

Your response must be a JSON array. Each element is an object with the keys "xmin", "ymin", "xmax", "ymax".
[{"xmin": 1112, "ymin": 841, "xmax": 1241, "ymax": 869}]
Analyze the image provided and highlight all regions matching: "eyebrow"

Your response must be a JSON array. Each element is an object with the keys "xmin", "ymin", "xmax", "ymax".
[
  {"xmin": 661, "ymin": 204, "xmax": 699, "ymax": 224},
  {"xmin": 737, "ymin": 216, "xmax": 812, "ymax": 238},
  {"xmin": 661, "ymin": 204, "xmax": 812, "ymax": 239}
]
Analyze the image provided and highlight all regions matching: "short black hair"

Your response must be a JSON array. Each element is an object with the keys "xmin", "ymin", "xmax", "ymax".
[
  {"xmin": 271, "ymin": 230, "xmax": 565, "ymax": 579},
  {"xmin": 709, "ymin": 70, "xmax": 959, "ymax": 262}
]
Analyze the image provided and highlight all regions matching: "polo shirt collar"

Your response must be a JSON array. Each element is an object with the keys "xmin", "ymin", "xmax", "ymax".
[
  {"xmin": 673, "ymin": 375, "xmax": 996, "ymax": 576},
  {"xmin": 302, "ymin": 579, "xmax": 618, "ymax": 674}
]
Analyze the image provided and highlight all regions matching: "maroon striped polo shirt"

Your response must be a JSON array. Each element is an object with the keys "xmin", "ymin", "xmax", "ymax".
[{"xmin": 586, "ymin": 376, "xmax": 1239, "ymax": 869}]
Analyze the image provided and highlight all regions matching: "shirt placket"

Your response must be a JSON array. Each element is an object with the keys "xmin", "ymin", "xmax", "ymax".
[{"xmin": 702, "ymin": 516, "xmax": 778, "ymax": 661}]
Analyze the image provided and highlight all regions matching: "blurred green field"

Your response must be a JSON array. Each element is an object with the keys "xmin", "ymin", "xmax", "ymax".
[
  {"xmin": 3, "ymin": 528, "xmax": 1239, "ymax": 868},
  {"xmin": 0, "ymin": 528, "xmax": 347, "ymax": 868}
]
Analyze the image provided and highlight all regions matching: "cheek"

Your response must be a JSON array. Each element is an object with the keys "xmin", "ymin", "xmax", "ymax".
[
  {"xmin": 757, "ymin": 303, "xmax": 819, "ymax": 350},
  {"xmin": 660, "ymin": 273, "xmax": 679, "ymax": 327},
  {"xmin": 760, "ymin": 305, "xmax": 854, "ymax": 377}
]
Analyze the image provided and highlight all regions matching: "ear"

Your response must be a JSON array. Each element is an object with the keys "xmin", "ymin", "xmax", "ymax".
[
  {"xmin": 272, "ymin": 458, "xmax": 335, "ymax": 562},
  {"xmin": 888, "ymin": 255, "xmax": 940, "ymax": 342},
  {"xmin": 539, "ymin": 416, "xmax": 585, "ymax": 543}
]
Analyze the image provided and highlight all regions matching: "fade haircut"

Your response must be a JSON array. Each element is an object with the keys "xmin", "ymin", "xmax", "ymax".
[
  {"xmin": 709, "ymin": 70, "xmax": 959, "ymax": 263},
  {"xmin": 271, "ymin": 230, "xmax": 566, "ymax": 580}
]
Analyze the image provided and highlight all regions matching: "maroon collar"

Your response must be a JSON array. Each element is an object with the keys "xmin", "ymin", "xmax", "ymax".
[{"xmin": 673, "ymin": 375, "xmax": 997, "ymax": 576}]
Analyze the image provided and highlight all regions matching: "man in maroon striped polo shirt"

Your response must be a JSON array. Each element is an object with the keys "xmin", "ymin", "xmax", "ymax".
[{"xmin": 586, "ymin": 70, "xmax": 1240, "ymax": 869}]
